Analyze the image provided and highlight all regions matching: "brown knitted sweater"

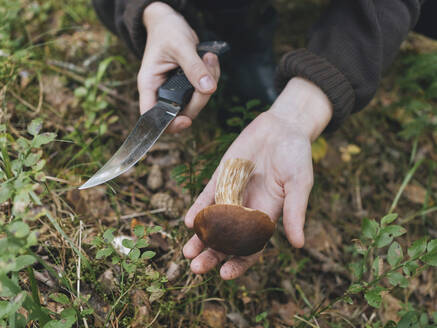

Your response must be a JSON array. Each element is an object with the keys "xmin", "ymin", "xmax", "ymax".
[{"xmin": 92, "ymin": 0, "xmax": 426, "ymax": 131}]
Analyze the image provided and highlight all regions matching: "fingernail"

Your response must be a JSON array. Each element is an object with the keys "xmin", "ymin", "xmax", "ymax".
[{"xmin": 199, "ymin": 75, "xmax": 215, "ymax": 91}]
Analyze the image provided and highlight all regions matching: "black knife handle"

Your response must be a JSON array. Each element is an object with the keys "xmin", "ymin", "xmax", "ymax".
[{"xmin": 157, "ymin": 41, "xmax": 230, "ymax": 107}]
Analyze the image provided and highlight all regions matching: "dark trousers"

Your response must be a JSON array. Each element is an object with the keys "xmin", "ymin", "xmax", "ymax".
[{"xmin": 415, "ymin": 0, "xmax": 437, "ymax": 39}]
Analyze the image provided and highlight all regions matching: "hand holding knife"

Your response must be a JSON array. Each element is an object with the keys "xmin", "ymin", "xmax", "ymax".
[{"xmin": 79, "ymin": 41, "xmax": 229, "ymax": 190}]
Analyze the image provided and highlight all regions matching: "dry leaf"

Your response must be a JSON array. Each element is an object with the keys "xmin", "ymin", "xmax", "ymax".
[
  {"xmin": 404, "ymin": 184, "xmax": 427, "ymax": 204},
  {"xmin": 272, "ymin": 300, "xmax": 304, "ymax": 326},
  {"xmin": 202, "ymin": 303, "xmax": 226, "ymax": 328},
  {"xmin": 311, "ymin": 137, "xmax": 328, "ymax": 163}
]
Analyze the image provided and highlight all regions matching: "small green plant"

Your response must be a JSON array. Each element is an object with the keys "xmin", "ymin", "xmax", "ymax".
[
  {"xmin": 389, "ymin": 53, "xmax": 437, "ymax": 140},
  {"xmin": 73, "ymin": 56, "xmax": 124, "ymax": 133},
  {"xmin": 92, "ymin": 224, "xmax": 168, "ymax": 324},
  {"xmin": 255, "ymin": 311, "xmax": 270, "ymax": 328},
  {"xmin": 298, "ymin": 212, "xmax": 437, "ymax": 327},
  {"xmin": 0, "ymin": 119, "xmax": 94, "ymax": 327}
]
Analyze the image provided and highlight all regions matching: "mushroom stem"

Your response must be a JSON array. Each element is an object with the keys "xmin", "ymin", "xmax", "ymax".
[{"xmin": 215, "ymin": 158, "xmax": 255, "ymax": 206}]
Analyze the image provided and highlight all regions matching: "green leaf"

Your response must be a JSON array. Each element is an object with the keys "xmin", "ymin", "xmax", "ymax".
[
  {"xmin": 12, "ymin": 255, "xmax": 36, "ymax": 271},
  {"xmin": 362, "ymin": 218, "xmax": 379, "ymax": 240},
  {"xmin": 381, "ymin": 213, "xmax": 398, "ymax": 227},
  {"xmin": 136, "ymin": 239, "xmax": 149, "ymax": 249},
  {"xmin": 23, "ymin": 152, "xmax": 42, "ymax": 167},
  {"xmin": 403, "ymin": 260, "xmax": 419, "ymax": 276},
  {"xmin": 141, "ymin": 251, "xmax": 156, "ymax": 260},
  {"xmin": 122, "ymin": 261, "xmax": 136, "ymax": 273},
  {"xmin": 81, "ymin": 308, "xmax": 94, "ymax": 316},
  {"xmin": 343, "ymin": 296, "xmax": 353, "ymax": 305},
  {"xmin": 74, "ymin": 86, "xmax": 87, "ymax": 98},
  {"xmin": 427, "ymin": 239, "xmax": 437, "ymax": 253},
  {"xmin": 134, "ymin": 225, "xmax": 145, "ymax": 238},
  {"xmin": 383, "ymin": 225, "xmax": 407, "ymax": 237},
  {"xmin": 148, "ymin": 226, "xmax": 162, "ymax": 234},
  {"xmin": 372, "ymin": 256, "xmax": 381, "ymax": 277},
  {"xmin": 419, "ymin": 313, "xmax": 429, "ymax": 326},
  {"xmin": 375, "ymin": 232, "xmax": 393, "ymax": 248},
  {"xmin": 255, "ymin": 312, "xmax": 268, "ymax": 323},
  {"xmin": 50, "ymin": 293, "xmax": 70, "ymax": 305},
  {"xmin": 347, "ymin": 283, "xmax": 363, "ymax": 294},
  {"xmin": 103, "ymin": 228, "xmax": 115, "ymax": 243},
  {"xmin": 246, "ymin": 99, "xmax": 261, "ymax": 109},
  {"xmin": 364, "ymin": 287, "xmax": 385, "ymax": 308},
  {"xmin": 7, "ymin": 221, "xmax": 30, "ymax": 238},
  {"xmin": 27, "ymin": 118, "xmax": 43, "ymax": 136},
  {"xmin": 129, "ymin": 248, "xmax": 140, "ymax": 261},
  {"xmin": 226, "ymin": 117, "xmax": 244, "ymax": 127},
  {"xmin": 122, "ymin": 238, "xmax": 135, "ymax": 249},
  {"xmin": 387, "ymin": 272, "xmax": 408, "ymax": 287},
  {"xmin": 32, "ymin": 132, "xmax": 56, "ymax": 147},
  {"xmin": 376, "ymin": 226, "xmax": 406, "ymax": 248},
  {"xmin": 398, "ymin": 311, "xmax": 419, "ymax": 328},
  {"xmin": 0, "ymin": 183, "xmax": 11, "ymax": 203},
  {"xmin": 408, "ymin": 237, "xmax": 428, "ymax": 259},
  {"xmin": 96, "ymin": 247, "xmax": 113, "ymax": 259},
  {"xmin": 387, "ymin": 242, "xmax": 403, "ymax": 267},
  {"xmin": 421, "ymin": 249, "xmax": 437, "ymax": 266}
]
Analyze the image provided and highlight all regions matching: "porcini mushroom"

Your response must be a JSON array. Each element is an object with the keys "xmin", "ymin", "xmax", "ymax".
[{"xmin": 193, "ymin": 158, "xmax": 275, "ymax": 256}]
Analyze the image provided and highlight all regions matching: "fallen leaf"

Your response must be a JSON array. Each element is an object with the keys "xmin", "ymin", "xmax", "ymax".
[
  {"xmin": 304, "ymin": 220, "xmax": 342, "ymax": 257},
  {"xmin": 311, "ymin": 137, "xmax": 328, "ymax": 163},
  {"xmin": 202, "ymin": 303, "xmax": 226, "ymax": 328},
  {"xmin": 381, "ymin": 293, "xmax": 402, "ymax": 323},
  {"xmin": 272, "ymin": 300, "xmax": 304, "ymax": 326},
  {"xmin": 131, "ymin": 290, "xmax": 151, "ymax": 328},
  {"xmin": 404, "ymin": 184, "xmax": 427, "ymax": 204}
]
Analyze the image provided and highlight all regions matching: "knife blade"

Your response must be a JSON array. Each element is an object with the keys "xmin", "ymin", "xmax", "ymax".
[{"xmin": 79, "ymin": 41, "xmax": 229, "ymax": 190}]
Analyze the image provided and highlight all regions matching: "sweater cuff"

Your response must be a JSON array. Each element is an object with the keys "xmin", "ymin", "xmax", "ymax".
[
  {"xmin": 275, "ymin": 48, "xmax": 355, "ymax": 132},
  {"xmin": 124, "ymin": 0, "xmax": 187, "ymax": 58}
]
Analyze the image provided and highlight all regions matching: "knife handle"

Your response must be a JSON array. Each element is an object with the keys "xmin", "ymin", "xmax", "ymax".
[{"xmin": 157, "ymin": 41, "xmax": 230, "ymax": 107}]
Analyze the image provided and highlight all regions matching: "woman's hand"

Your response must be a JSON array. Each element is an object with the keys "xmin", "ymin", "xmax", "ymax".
[
  {"xmin": 183, "ymin": 77, "xmax": 333, "ymax": 280},
  {"xmin": 139, "ymin": 2, "xmax": 220, "ymax": 133}
]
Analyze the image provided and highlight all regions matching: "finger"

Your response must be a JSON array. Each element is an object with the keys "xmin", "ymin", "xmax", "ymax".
[
  {"xmin": 190, "ymin": 249, "xmax": 226, "ymax": 274},
  {"xmin": 282, "ymin": 176, "xmax": 313, "ymax": 248},
  {"xmin": 220, "ymin": 252, "xmax": 262, "ymax": 280},
  {"xmin": 176, "ymin": 45, "xmax": 217, "ymax": 94},
  {"xmin": 137, "ymin": 49, "xmax": 176, "ymax": 115},
  {"xmin": 166, "ymin": 116, "xmax": 192, "ymax": 134},
  {"xmin": 184, "ymin": 171, "xmax": 217, "ymax": 228},
  {"xmin": 138, "ymin": 85, "xmax": 158, "ymax": 115},
  {"xmin": 183, "ymin": 234, "xmax": 205, "ymax": 259},
  {"xmin": 181, "ymin": 53, "xmax": 220, "ymax": 120}
]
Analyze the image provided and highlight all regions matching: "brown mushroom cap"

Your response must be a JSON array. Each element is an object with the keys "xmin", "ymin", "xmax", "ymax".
[{"xmin": 194, "ymin": 204, "xmax": 275, "ymax": 256}]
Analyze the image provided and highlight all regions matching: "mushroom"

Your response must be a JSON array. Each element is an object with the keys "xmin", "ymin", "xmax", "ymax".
[{"xmin": 193, "ymin": 158, "xmax": 275, "ymax": 256}]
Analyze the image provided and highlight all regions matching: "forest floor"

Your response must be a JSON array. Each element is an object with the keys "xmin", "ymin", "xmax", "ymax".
[{"xmin": 1, "ymin": 0, "xmax": 437, "ymax": 327}]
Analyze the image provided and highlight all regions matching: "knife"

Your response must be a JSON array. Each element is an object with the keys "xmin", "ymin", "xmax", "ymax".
[{"xmin": 79, "ymin": 41, "xmax": 230, "ymax": 190}]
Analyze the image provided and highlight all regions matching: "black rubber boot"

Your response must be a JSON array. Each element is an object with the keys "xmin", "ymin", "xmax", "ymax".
[{"xmin": 198, "ymin": 3, "xmax": 279, "ymax": 106}]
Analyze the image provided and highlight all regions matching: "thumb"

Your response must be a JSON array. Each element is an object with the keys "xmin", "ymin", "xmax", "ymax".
[
  {"xmin": 282, "ymin": 178, "xmax": 313, "ymax": 248},
  {"xmin": 177, "ymin": 45, "xmax": 217, "ymax": 94},
  {"xmin": 184, "ymin": 171, "xmax": 217, "ymax": 228}
]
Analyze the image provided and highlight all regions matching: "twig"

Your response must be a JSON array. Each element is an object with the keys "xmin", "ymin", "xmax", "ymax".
[
  {"xmin": 294, "ymin": 315, "xmax": 319, "ymax": 328},
  {"xmin": 120, "ymin": 209, "xmax": 166, "ymax": 220},
  {"xmin": 389, "ymin": 159, "xmax": 423, "ymax": 213},
  {"xmin": 145, "ymin": 309, "xmax": 161, "ymax": 328},
  {"xmin": 44, "ymin": 176, "xmax": 71, "ymax": 184},
  {"xmin": 77, "ymin": 220, "xmax": 89, "ymax": 328}
]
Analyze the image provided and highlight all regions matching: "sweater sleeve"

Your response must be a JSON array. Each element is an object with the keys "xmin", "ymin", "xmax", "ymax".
[
  {"xmin": 275, "ymin": 0, "xmax": 425, "ymax": 131},
  {"xmin": 91, "ymin": 0, "xmax": 187, "ymax": 58}
]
